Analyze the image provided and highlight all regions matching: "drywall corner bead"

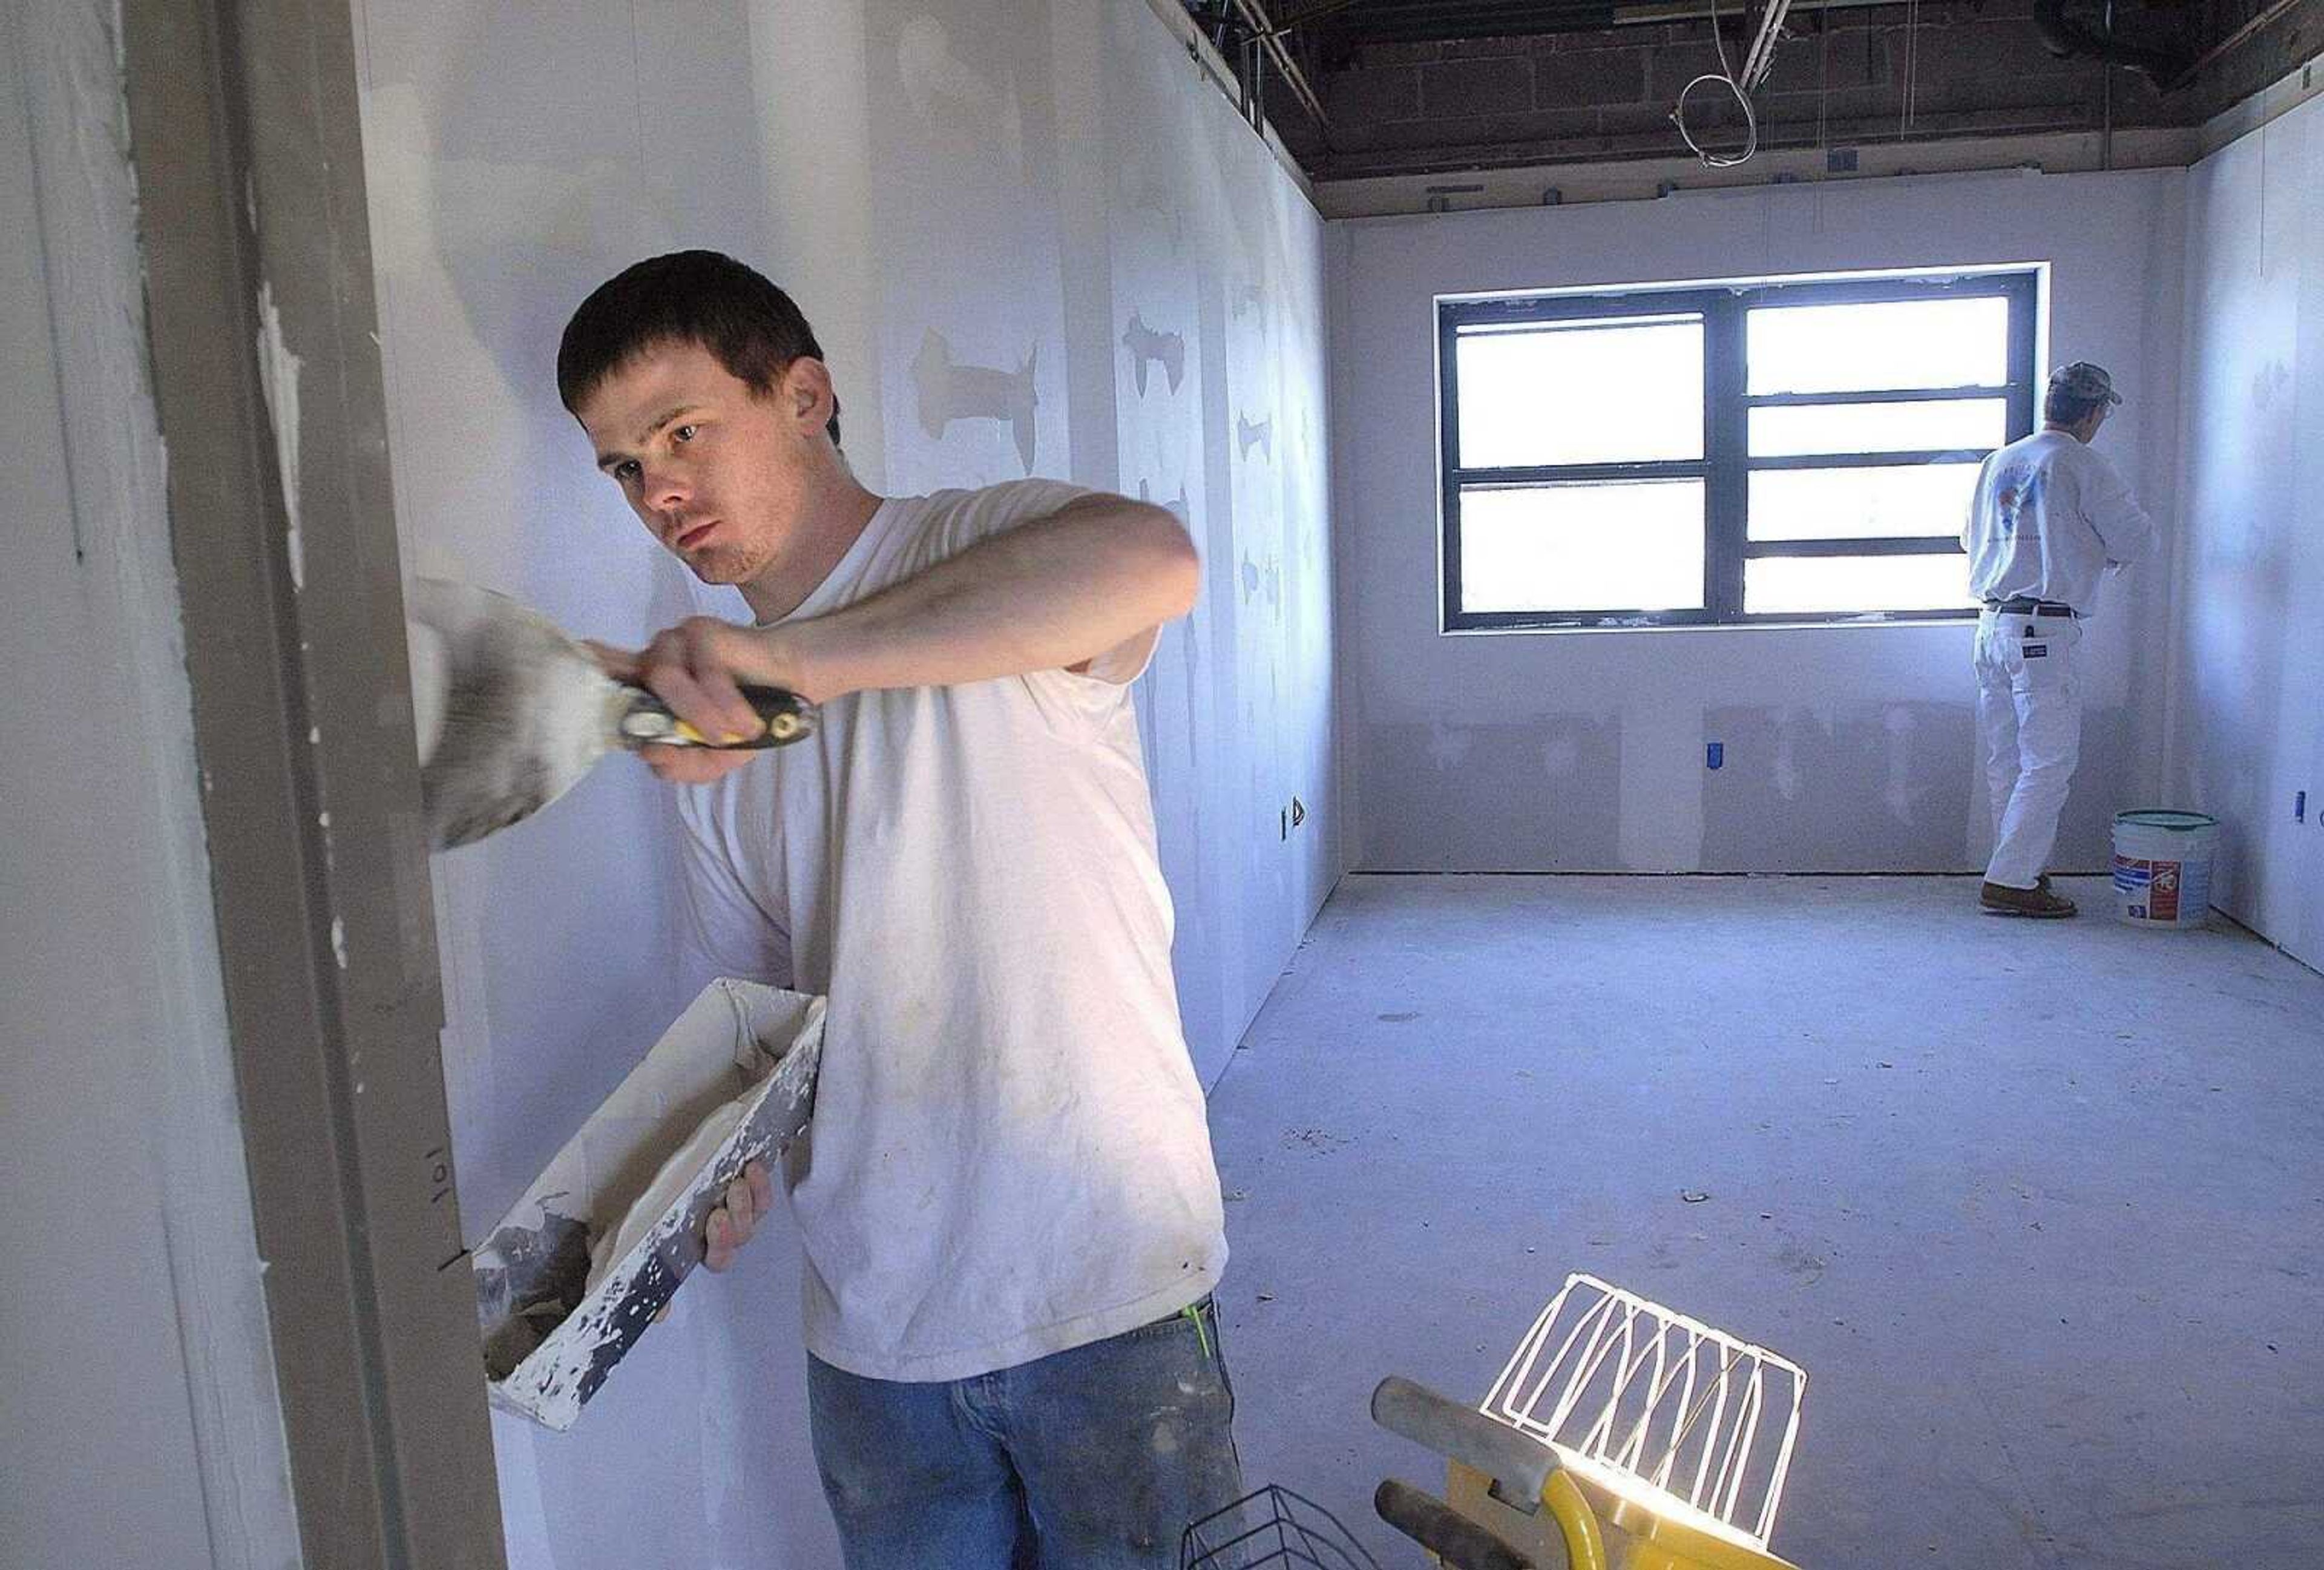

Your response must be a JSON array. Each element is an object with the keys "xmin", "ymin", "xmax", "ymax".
[{"xmin": 252, "ymin": 280, "xmax": 304, "ymax": 590}]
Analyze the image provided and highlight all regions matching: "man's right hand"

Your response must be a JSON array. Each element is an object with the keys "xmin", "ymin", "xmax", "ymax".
[
  {"xmin": 704, "ymin": 1160, "xmax": 776, "ymax": 1272},
  {"xmin": 586, "ymin": 632, "xmax": 773, "ymax": 786}
]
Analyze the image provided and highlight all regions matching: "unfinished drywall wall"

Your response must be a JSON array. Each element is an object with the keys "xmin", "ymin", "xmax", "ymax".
[
  {"xmin": 1331, "ymin": 168, "xmax": 2186, "ymax": 872},
  {"xmin": 1, "ymin": 5, "xmax": 298, "ymax": 1567},
  {"xmin": 2173, "ymin": 83, "xmax": 2324, "ymax": 967},
  {"xmin": 351, "ymin": 0, "xmax": 1334, "ymax": 1563}
]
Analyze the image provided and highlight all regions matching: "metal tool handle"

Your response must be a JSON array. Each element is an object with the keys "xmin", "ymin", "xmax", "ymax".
[
  {"xmin": 1373, "ymin": 1376, "xmax": 1556, "ymax": 1510},
  {"xmin": 1374, "ymin": 1480, "xmax": 1533, "ymax": 1570},
  {"xmin": 617, "ymin": 682, "xmax": 816, "ymax": 749}
]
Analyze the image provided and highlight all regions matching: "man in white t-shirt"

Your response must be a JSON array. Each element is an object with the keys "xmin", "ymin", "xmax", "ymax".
[
  {"xmin": 557, "ymin": 251, "xmax": 1238, "ymax": 1567},
  {"xmin": 1961, "ymin": 361, "xmax": 2158, "ymax": 918}
]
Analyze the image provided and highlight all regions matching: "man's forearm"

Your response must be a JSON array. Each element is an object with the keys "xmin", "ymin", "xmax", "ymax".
[{"xmin": 777, "ymin": 499, "xmax": 1197, "ymax": 702}]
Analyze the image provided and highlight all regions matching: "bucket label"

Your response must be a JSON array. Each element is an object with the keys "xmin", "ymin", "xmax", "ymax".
[{"xmin": 2113, "ymin": 855, "xmax": 2182, "ymax": 922}]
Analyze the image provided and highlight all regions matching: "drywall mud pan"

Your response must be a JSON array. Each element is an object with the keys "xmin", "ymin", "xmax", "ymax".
[{"xmin": 473, "ymin": 979, "xmax": 823, "ymax": 1430}]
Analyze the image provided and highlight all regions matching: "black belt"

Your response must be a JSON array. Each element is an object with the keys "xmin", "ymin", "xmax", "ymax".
[{"xmin": 1983, "ymin": 597, "xmax": 2078, "ymax": 618}]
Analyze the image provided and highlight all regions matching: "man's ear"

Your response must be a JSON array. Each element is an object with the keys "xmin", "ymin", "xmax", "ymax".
[{"xmin": 784, "ymin": 357, "xmax": 836, "ymax": 436}]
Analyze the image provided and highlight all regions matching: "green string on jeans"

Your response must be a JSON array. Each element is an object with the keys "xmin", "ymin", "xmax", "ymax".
[{"xmin": 1181, "ymin": 1300, "xmax": 1213, "ymax": 1362}]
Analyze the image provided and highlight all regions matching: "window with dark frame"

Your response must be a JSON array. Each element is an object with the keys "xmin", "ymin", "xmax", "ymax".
[{"xmin": 1437, "ymin": 271, "xmax": 2038, "ymax": 631}]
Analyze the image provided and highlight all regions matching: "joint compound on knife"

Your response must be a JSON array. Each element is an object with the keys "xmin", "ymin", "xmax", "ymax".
[{"xmin": 584, "ymin": 1093, "xmax": 753, "ymax": 1296}]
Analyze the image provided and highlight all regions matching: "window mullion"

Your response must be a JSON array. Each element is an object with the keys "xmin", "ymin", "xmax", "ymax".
[
  {"xmin": 1440, "ymin": 304, "xmax": 1463, "ymax": 631},
  {"xmin": 1747, "ymin": 535, "xmax": 1972, "ymax": 558},
  {"xmin": 1744, "ymin": 384, "xmax": 2013, "ymax": 407},
  {"xmin": 1707, "ymin": 294, "xmax": 1748, "ymax": 621},
  {"xmin": 2005, "ymin": 274, "xmax": 2037, "ymax": 440},
  {"xmin": 1449, "ymin": 460, "xmax": 1708, "ymax": 487}
]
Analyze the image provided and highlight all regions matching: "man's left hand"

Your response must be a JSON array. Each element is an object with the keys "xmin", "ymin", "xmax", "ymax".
[{"xmin": 704, "ymin": 1160, "xmax": 776, "ymax": 1272}]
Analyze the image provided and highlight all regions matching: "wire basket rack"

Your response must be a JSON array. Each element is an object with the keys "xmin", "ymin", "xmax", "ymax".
[
  {"xmin": 1481, "ymin": 1272, "xmax": 1807, "ymax": 1551},
  {"xmin": 1180, "ymin": 1483, "xmax": 1382, "ymax": 1570}
]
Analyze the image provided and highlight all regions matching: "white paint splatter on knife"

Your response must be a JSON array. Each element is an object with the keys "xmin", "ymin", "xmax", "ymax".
[{"xmin": 253, "ymin": 280, "xmax": 304, "ymax": 590}]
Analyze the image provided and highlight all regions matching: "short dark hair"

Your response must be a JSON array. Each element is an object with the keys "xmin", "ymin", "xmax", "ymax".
[
  {"xmin": 2044, "ymin": 387, "xmax": 2107, "ymax": 426},
  {"xmin": 557, "ymin": 250, "xmax": 840, "ymax": 445}
]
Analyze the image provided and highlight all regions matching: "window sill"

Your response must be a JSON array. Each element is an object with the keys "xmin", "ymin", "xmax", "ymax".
[{"xmin": 1440, "ymin": 613, "xmax": 1980, "ymax": 637}]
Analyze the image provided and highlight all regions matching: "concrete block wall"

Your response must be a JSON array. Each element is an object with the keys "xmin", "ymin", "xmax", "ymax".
[
  {"xmin": 1292, "ymin": 0, "xmax": 2324, "ymax": 180},
  {"xmin": 1290, "ymin": 2, "xmax": 2324, "ymax": 183},
  {"xmin": 1298, "ymin": 1, "xmax": 2174, "ymax": 173}
]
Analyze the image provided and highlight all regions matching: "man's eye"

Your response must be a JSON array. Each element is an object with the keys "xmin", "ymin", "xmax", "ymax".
[
  {"xmin": 613, "ymin": 461, "xmax": 640, "ymax": 482},
  {"xmin": 674, "ymin": 424, "xmax": 698, "ymax": 443}
]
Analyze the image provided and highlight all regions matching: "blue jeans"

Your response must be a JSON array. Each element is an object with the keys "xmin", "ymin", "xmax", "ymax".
[{"xmin": 807, "ymin": 1297, "xmax": 1243, "ymax": 1569}]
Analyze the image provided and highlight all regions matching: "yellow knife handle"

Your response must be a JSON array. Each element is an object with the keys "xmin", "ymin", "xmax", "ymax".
[{"xmin": 618, "ymin": 683, "xmax": 815, "ymax": 751}]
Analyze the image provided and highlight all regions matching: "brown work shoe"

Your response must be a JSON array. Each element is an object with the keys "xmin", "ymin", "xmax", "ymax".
[{"xmin": 1980, "ymin": 880, "xmax": 2078, "ymax": 918}]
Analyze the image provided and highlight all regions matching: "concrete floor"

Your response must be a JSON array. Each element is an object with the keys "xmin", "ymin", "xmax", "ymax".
[{"xmin": 1205, "ymin": 875, "xmax": 2323, "ymax": 1569}]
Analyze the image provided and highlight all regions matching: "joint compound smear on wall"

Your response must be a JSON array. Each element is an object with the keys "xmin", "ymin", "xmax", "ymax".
[
  {"xmin": 877, "ymin": 8, "xmax": 1062, "ymax": 495},
  {"xmin": 1121, "ymin": 310, "xmax": 1186, "ymax": 395},
  {"xmin": 1137, "ymin": 477, "xmax": 1191, "ymax": 526},
  {"xmin": 1122, "ymin": 162, "xmax": 1183, "ymax": 251},
  {"xmin": 912, "ymin": 328, "xmax": 1039, "ymax": 473},
  {"xmin": 1237, "ymin": 412, "xmax": 1272, "ymax": 463},
  {"xmin": 897, "ymin": 14, "xmax": 1024, "ymax": 177}
]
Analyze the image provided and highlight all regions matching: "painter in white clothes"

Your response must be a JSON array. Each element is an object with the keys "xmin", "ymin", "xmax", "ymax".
[{"xmin": 1961, "ymin": 361, "xmax": 2158, "ymax": 917}]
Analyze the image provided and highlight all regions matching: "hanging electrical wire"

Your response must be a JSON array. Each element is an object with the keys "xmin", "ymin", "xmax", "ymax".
[
  {"xmin": 1672, "ymin": 0, "xmax": 1756, "ymax": 166},
  {"xmin": 1673, "ymin": 0, "xmax": 1793, "ymax": 168},
  {"xmin": 1900, "ymin": 0, "xmax": 1923, "ymax": 136}
]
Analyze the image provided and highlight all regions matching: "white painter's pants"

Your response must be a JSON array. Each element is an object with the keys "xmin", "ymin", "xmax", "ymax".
[{"xmin": 1974, "ymin": 610, "xmax": 2084, "ymax": 889}]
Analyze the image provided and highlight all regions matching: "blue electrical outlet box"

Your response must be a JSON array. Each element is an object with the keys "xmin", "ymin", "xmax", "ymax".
[{"xmin": 1707, "ymin": 742, "xmax": 1724, "ymax": 770}]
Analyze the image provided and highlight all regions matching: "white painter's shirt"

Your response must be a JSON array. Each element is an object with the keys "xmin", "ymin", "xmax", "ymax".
[
  {"xmin": 1961, "ymin": 430, "xmax": 2158, "ymax": 614},
  {"xmin": 674, "ymin": 479, "xmax": 1226, "ymax": 1382}
]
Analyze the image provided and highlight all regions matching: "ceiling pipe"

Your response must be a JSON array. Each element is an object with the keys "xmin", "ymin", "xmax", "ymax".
[
  {"xmin": 1607, "ymin": 0, "xmax": 1899, "ymax": 24},
  {"xmin": 1224, "ymin": 0, "xmax": 1334, "ymax": 131},
  {"xmin": 1310, "ymin": 0, "xmax": 1969, "ymax": 35},
  {"xmin": 2030, "ymin": 0, "xmax": 2193, "ymax": 89},
  {"xmin": 2162, "ymin": 0, "xmax": 2305, "ymax": 92}
]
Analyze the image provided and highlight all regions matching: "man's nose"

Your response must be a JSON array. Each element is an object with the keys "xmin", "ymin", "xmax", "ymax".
[{"xmin": 642, "ymin": 460, "xmax": 691, "ymax": 513}]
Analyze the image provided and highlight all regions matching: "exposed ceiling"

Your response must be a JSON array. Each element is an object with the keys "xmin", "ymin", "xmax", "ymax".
[{"xmin": 1183, "ymin": 0, "xmax": 2323, "ymax": 185}]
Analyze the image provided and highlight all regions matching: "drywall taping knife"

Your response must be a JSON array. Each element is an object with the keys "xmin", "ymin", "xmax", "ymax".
[{"xmin": 407, "ymin": 577, "xmax": 814, "ymax": 850}]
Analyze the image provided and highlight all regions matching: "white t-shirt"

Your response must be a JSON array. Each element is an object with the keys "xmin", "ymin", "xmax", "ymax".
[
  {"xmin": 1961, "ymin": 430, "xmax": 2158, "ymax": 614},
  {"xmin": 673, "ymin": 479, "xmax": 1227, "ymax": 1382}
]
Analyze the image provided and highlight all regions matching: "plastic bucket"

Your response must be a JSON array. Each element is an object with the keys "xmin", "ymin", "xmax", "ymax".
[{"xmin": 2110, "ymin": 810, "xmax": 2218, "ymax": 930}]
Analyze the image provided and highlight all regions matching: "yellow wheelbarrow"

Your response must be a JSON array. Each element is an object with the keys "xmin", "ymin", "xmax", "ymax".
[{"xmin": 1372, "ymin": 1273, "xmax": 1808, "ymax": 1570}]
